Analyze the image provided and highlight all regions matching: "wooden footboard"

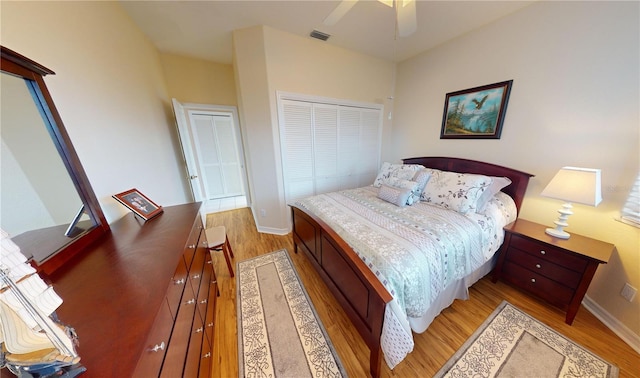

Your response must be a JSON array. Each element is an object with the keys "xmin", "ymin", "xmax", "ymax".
[
  {"xmin": 291, "ymin": 205, "xmax": 392, "ymax": 378},
  {"xmin": 290, "ymin": 157, "xmax": 533, "ymax": 377}
]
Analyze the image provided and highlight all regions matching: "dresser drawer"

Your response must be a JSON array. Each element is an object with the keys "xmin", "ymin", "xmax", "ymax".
[
  {"xmin": 189, "ymin": 247, "xmax": 207, "ymax": 299},
  {"xmin": 160, "ymin": 287, "xmax": 199, "ymax": 377},
  {"xmin": 505, "ymin": 247, "xmax": 582, "ymax": 289},
  {"xmin": 510, "ymin": 235, "xmax": 588, "ymax": 273},
  {"xmin": 205, "ymin": 260, "xmax": 216, "ymax": 345},
  {"xmin": 133, "ymin": 300, "xmax": 173, "ymax": 377},
  {"xmin": 502, "ymin": 261, "xmax": 574, "ymax": 307},
  {"xmin": 184, "ymin": 217, "xmax": 204, "ymax": 269},
  {"xmin": 183, "ymin": 311, "xmax": 207, "ymax": 377},
  {"xmin": 166, "ymin": 257, "xmax": 188, "ymax": 319},
  {"xmin": 199, "ymin": 337, "xmax": 213, "ymax": 378}
]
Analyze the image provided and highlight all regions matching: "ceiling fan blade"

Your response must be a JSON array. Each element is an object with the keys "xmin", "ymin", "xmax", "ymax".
[
  {"xmin": 323, "ymin": 0, "xmax": 358, "ymax": 26},
  {"xmin": 397, "ymin": 0, "xmax": 417, "ymax": 37}
]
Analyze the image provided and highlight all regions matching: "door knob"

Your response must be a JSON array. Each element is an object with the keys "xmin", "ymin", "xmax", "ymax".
[{"xmin": 190, "ymin": 175, "xmax": 198, "ymax": 179}]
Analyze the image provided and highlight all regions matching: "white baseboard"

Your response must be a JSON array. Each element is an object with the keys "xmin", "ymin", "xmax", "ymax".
[
  {"xmin": 250, "ymin": 207, "xmax": 290, "ymax": 236},
  {"xmin": 256, "ymin": 224, "xmax": 290, "ymax": 235},
  {"xmin": 583, "ymin": 295, "xmax": 640, "ymax": 354}
]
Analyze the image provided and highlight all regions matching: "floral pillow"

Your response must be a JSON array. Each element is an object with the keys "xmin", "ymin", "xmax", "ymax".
[
  {"xmin": 421, "ymin": 170, "xmax": 492, "ymax": 214},
  {"xmin": 373, "ymin": 162, "xmax": 425, "ymax": 187},
  {"xmin": 476, "ymin": 176, "xmax": 512, "ymax": 212},
  {"xmin": 380, "ymin": 177, "xmax": 421, "ymax": 205},
  {"xmin": 378, "ymin": 184, "xmax": 412, "ymax": 207}
]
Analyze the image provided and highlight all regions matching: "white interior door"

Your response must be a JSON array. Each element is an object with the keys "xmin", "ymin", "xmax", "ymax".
[
  {"xmin": 189, "ymin": 112, "xmax": 245, "ymax": 199},
  {"xmin": 172, "ymin": 99, "xmax": 246, "ymax": 204},
  {"xmin": 172, "ymin": 98, "xmax": 204, "ymax": 201}
]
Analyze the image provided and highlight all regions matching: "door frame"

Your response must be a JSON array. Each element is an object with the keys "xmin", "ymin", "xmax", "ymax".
[{"xmin": 173, "ymin": 100, "xmax": 249, "ymax": 212}]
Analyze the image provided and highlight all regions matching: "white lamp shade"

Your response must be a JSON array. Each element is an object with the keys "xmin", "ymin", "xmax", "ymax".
[{"xmin": 541, "ymin": 167, "xmax": 602, "ymax": 206}]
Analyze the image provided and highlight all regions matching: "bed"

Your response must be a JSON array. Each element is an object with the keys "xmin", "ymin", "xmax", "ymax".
[{"xmin": 290, "ymin": 156, "xmax": 533, "ymax": 377}]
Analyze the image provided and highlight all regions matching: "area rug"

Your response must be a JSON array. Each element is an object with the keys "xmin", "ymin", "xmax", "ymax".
[
  {"xmin": 236, "ymin": 249, "xmax": 347, "ymax": 377},
  {"xmin": 434, "ymin": 301, "xmax": 618, "ymax": 377}
]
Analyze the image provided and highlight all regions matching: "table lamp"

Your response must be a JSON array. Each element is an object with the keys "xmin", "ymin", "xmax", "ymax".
[{"xmin": 541, "ymin": 167, "xmax": 602, "ymax": 239}]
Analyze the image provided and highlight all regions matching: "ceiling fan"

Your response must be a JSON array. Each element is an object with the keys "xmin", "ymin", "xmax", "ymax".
[{"xmin": 323, "ymin": 0, "xmax": 417, "ymax": 38}]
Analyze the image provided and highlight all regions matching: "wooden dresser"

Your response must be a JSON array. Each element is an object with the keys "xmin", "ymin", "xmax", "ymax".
[
  {"xmin": 493, "ymin": 218, "xmax": 614, "ymax": 325},
  {"xmin": 19, "ymin": 203, "xmax": 218, "ymax": 377}
]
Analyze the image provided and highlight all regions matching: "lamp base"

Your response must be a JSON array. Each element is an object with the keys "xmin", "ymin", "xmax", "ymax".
[
  {"xmin": 546, "ymin": 202, "xmax": 573, "ymax": 239},
  {"xmin": 545, "ymin": 227, "xmax": 570, "ymax": 239}
]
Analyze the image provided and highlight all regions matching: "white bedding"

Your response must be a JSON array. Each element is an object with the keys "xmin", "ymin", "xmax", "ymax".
[{"xmin": 294, "ymin": 186, "xmax": 517, "ymax": 368}]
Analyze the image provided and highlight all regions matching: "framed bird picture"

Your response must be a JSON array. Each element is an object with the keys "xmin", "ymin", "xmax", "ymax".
[{"xmin": 440, "ymin": 80, "xmax": 513, "ymax": 139}]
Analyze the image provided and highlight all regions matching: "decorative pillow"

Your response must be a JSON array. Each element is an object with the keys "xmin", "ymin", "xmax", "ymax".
[
  {"xmin": 476, "ymin": 176, "xmax": 512, "ymax": 212},
  {"xmin": 381, "ymin": 177, "xmax": 421, "ymax": 205},
  {"xmin": 421, "ymin": 170, "xmax": 492, "ymax": 214},
  {"xmin": 412, "ymin": 169, "xmax": 431, "ymax": 196},
  {"xmin": 377, "ymin": 184, "xmax": 412, "ymax": 207},
  {"xmin": 373, "ymin": 162, "xmax": 425, "ymax": 187}
]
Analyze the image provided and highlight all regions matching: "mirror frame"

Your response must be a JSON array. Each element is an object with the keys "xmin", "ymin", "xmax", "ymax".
[{"xmin": 1, "ymin": 46, "xmax": 109, "ymax": 276}]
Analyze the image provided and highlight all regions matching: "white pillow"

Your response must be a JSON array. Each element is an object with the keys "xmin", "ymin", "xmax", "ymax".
[
  {"xmin": 476, "ymin": 176, "xmax": 512, "ymax": 212},
  {"xmin": 373, "ymin": 162, "xmax": 425, "ymax": 187},
  {"xmin": 378, "ymin": 184, "xmax": 412, "ymax": 207},
  {"xmin": 421, "ymin": 170, "xmax": 492, "ymax": 214}
]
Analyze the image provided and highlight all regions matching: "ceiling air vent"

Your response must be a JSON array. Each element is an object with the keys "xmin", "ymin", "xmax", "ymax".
[{"xmin": 310, "ymin": 30, "xmax": 330, "ymax": 41}]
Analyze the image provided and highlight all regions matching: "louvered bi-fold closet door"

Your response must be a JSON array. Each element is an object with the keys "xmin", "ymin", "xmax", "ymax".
[
  {"xmin": 280, "ymin": 98, "xmax": 382, "ymax": 204},
  {"xmin": 281, "ymin": 100, "xmax": 315, "ymax": 202}
]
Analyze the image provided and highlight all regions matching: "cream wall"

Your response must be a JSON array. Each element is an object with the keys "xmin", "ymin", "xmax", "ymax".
[
  {"xmin": 159, "ymin": 52, "xmax": 237, "ymax": 106},
  {"xmin": 393, "ymin": 1, "xmax": 640, "ymax": 342},
  {"xmin": 1, "ymin": 1, "xmax": 191, "ymax": 223},
  {"xmin": 233, "ymin": 26, "xmax": 395, "ymax": 233}
]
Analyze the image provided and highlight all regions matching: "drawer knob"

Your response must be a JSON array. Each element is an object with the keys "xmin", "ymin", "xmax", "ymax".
[
  {"xmin": 531, "ymin": 278, "xmax": 536, "ymax": 283},
  {"xmin": 192, "ymin": 274, "xmax": 201, "ymax": 279},
  {"xmin": 540, "ymin": 250, "xmax": 546, "ymax": 255},
  {"xmin": 200, "ymin": 299, "xmax": 208, "ymax": 304},
  {"xmin": 174, "ymin": 278, "xmax": 185, "ymax": 285},
  {"xmin": 207, "ymin": 260, "xmax": 212, "ymax": 265},
  {"xmin": 535, "ymin": 264, "xmax": 541, "ymax": 269},
  {"xmin": 150, "ymin": 342, "xmax": 165, "ymax": 352},
  {"xmin": 207, "ymin": 322, "xmax": 214, "ymax": 327},
  {"xmin": 202, "ymin": 352, "xmax": 211, "ymax": 359},
  {"xmin": 185, "ymin": 298, "xmax": 196, "ymax": 305},
  {"xmin": 189, "ymin": 244, "xmax": 196, "ymax": 249},
  {"xmin": 195, "ymin": 327, "xmax": 203, "ymax": 333}
]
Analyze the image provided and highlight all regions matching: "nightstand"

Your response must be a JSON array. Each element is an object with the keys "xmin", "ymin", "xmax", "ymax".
[{"xmin": 492, "ymin": 218, "xmax": 614, "ymax": 325}]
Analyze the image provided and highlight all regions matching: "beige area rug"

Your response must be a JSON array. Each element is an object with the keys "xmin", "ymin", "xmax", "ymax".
[
  {"xmin": 435, "ymin": 301, "xmax": 619, "ymax": 378},
  {"xmin": 236, "ymin": 249, "xmax": 347, "ymax": 377}
]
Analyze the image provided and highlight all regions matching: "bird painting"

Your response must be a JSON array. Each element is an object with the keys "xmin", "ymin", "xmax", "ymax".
[{"xmin": 472, "ymin": 95, "xmax": 488, "ymax": 110}]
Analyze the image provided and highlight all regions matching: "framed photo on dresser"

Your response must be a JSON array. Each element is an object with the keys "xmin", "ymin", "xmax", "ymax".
[{"xmin": 113, "ymin": 188, "xmax": 163, "ymax": 220}]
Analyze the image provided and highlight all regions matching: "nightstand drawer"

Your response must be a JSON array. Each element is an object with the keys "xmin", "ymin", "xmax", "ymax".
[
  {"xmin": 502, "ymin": 261, "xmax": 574, "ymax": 306},
  {"xmin": 506, "ymin": 247, "xmax": 582, "ymax": 289},
  {"xmin": 510, "ymin": 235, "xmax": 587, "ymax": 273}
]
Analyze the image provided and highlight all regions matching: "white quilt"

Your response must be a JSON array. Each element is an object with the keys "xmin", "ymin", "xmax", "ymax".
[{"xmin": 294, "ymin": 186, "xmax": 517, "ymax": 368}]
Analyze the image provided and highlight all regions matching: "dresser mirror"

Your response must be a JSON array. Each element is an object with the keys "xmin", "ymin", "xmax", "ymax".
[{"xmin": 0, "ymin": 46, "xmax": 109, "ymax": 275}]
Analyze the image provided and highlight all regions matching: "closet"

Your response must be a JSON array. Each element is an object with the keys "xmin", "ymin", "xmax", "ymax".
[{"xmin": 278, "ymin": 94, "xmax": 382, "ymax": 203}]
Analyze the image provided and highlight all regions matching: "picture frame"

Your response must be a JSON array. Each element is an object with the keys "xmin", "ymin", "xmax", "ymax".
[
  {"xmin": 440, "ymin": 80, "xmax": 513, "ymax": 139},
  {"xmin": 113, "ymin": 188, "xmax": 163, "ymax": 221}
]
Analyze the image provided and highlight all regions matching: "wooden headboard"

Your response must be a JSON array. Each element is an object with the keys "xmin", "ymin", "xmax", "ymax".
[{"xmin": 402, "ymin": 156, "xmax": 534, "ymax": 214}]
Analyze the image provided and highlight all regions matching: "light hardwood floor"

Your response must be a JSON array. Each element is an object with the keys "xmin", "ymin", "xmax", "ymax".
[{"xmin": 207, "ymin": 208, "xmax": 639, "ymax": 377}]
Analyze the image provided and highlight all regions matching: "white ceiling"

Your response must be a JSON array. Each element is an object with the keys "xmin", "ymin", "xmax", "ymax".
[{"xmin": 119, "ymin": 0, "xmax": 534, "ymax": 64}]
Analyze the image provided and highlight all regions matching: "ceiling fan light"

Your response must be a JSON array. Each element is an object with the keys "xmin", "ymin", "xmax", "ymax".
[
  {"xmin": 397, "ymin": 0, "xmax": 417, "ymax": 37},
  {"xmin": 323, "ymin": 1, "xmax": 358, "ymax": 26}
]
